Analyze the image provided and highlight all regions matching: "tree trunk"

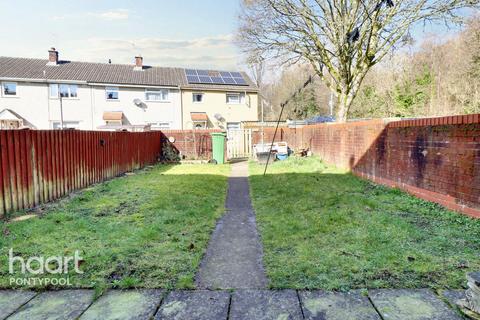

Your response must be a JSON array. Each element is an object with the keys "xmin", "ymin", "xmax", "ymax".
[{"xmin": 335, "ymin": 91, "xmax": 354, "ymax": 123}]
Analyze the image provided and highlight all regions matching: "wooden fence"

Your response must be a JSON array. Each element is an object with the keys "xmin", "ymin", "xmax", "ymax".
[{"xmin": 0, "ymin": 130, "xmax": 163, "ymax": 217}]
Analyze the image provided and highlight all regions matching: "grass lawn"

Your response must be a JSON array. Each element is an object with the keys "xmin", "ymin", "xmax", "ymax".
[
  {"xmin": 0, "ymin": 164, "xmax": 230, "ymax": 291},
  {"xmin": 249, "ymin": 157, "xmax": 480, "ymax": 291}
]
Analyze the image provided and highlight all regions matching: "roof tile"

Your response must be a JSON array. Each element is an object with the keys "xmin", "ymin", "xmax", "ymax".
[{"xmin": 0, "ymin": 57, "xmax": 258, "ymax": 91}]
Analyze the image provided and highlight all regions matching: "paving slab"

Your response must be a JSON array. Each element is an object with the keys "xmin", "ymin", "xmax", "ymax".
[
  {"xmin": 154, "ymin": 290, "xmax": 230, "ymax": 320},
  {"xmin": 299, "ymin": 290, "xmax": 381, "ymax": 320},
  {"xmin": 0, "ymin": 290, "xmax": 37, "ymax": 320},
  {"xmin": 369, "ymin": 289, "xmax": 462, "ymax": 320},
  {"xmin": 80, "ymin": 289, "xmax": 164, "ymax": 320},
  {"xmin": 442, "ymin": 290, "xmax": 465, "ymax": 308},
  {"xmin": 230, "ymin": 290, "xmax": 303, "ymax": 320},
  {"xmin": 195, "ymin": 161, "xmax": 268, "ymax": 289},
  {"xmin": 8, "ymin": 289, "xmax": 94, "ymax": 320}
]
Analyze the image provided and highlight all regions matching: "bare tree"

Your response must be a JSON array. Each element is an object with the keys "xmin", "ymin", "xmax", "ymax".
[
  {"xmin": 238, "ymin": 0, "xmax": 480, "ymax": 122},
  {"xmin": 246, "ymin": 57, "xmax": 268, "ymax": 120}
]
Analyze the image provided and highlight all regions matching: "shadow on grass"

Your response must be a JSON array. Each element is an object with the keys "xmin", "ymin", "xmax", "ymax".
[
  {"xmin": 249, "ymin": 158, "xmax": 480, "ymax": 291},
  {"xmin": 0, "ymin": 163, "xmax": 231, "ymax": 291}
]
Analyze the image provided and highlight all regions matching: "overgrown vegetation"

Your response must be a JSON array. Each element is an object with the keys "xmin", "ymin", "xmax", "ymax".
[
  {"xmin": 0, "ymin": 164, "xmax": 230, "ymax": 291},
  {"xmin": 249, "ymin": 157, "xmax": 480, "ymax": 290},
  {"xmin": 161, "ymin": 141, "xmax": 181, "ymax": 163}
]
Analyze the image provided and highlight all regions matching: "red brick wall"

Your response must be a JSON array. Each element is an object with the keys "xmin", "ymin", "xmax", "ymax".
[
  {"xmin": 253, "ymin": 115, "xmax": 480, "ymax": 218},
  {"xmin": 161, "ymin": 130, "xmax": 221, "ymax": 160}
]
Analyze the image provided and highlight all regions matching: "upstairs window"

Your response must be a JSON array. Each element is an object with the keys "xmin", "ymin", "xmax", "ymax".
[
  {"xmin": 50, "ymin": 84, "xmax": 78, "ymax": 99},
  {"xmin": 193, "ymin": 93, "xmax": 204, "ymax": 103},
  {"xmin": 106, "ymin": 87, "xmax": 119, "ymax": 100},
  {"xmin": 145, "ymin": 88, "xmax": 169, "ymax": 102},
  {"xmin": 226, "ymin": 92, "xmax": 245, "ymax": 104},
  {"xmin": 2, "ymin": 82, "xmax": 17, "ymax": 96}
]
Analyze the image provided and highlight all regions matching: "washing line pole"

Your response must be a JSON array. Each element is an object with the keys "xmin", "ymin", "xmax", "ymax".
[
  {"xmin": 263, "ymin": 75, "xmax": 313, "ymax": 176},
  {"xmin": 263, "ymin": 102, "xmax": 286, "ymax": 176}
]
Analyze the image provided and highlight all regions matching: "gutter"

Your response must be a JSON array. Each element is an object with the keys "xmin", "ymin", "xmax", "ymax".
[
  {"xmin": 0, "ymin": 77, "xmax": 88, "ymax": 84},
  {"xmin": 88, "ymin": 83, "xmax": 180, "ymax": 89}
]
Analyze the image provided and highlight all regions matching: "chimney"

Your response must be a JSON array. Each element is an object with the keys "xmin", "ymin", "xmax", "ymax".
[
  {"xmin": 47, "ymin": 47, "xmax": 59, "ymax": 65},
  {"xmin": 134, "ymin": 55, "xmax": 143, "ymax": 71}
]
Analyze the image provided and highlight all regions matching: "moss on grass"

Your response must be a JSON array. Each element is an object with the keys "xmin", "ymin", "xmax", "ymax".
[
  {"xmin": 249, "ymin": 157, "xmax": 480, "ymax": 290},
  {"xmin": 0, "ymin": 164, "xmax": 230, "ymax": 290}
]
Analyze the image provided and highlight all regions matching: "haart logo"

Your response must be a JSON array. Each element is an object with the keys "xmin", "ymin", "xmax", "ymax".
[{"xmin": 8, "ymin": 249, "xmax": 84, "ymax": 287}]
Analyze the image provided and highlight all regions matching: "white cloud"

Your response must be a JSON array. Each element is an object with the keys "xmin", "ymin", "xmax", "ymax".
[
  {"xmin": 89, "ymin": 9, "xmax": 129, "ymax": 21},
  {"xmin": 69, "ymin": 34, "xmax": 242, "ymax": 70},
  {"xmin": 51, "ymin": 15, "xmax": 66, "ymax": 21}
]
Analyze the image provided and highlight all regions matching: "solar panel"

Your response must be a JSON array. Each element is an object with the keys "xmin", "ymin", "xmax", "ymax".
[
  {"xmin": 220, "ymin": 71, "xmax": 232, "ymax": 78},
  {"xmin": 199, "ymin": 76, "xmax": 213, "ymax": 83},
  {"xmin": 185, "ymin": 69, "xmax": 248, "ymax": 86},
  {"xmin": 234, "ymin": 78, "xmax": 247, "ymax": 85},
  {"xmin": 211, "ymin": 77, "xmax": 224, "ymax": 84},
  {"xmin": 187, "ymin": 75, "xmax": 200, "ymax": 83},
  {"xmin": 223, "ymin": 77, "xmax": 236, "ymax": 85}
]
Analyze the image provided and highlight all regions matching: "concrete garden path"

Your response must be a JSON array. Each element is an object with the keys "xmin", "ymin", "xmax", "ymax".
[
  {"xmin": 0, "ymin": 288, "xmax": 465, "ymax": 319},
  {"xmin": 195, "ymin": 160, "xmax": 268, "ymax": 289}
]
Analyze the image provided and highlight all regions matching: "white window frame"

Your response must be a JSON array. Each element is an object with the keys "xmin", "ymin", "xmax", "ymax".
[
  {"xmin": 106, "ymin": 87, "xmax": 119, "ymax": 101},
  {"xmin": 49, "ymin": 84, "xmax": 59, "ymax": 99},
  {"xmin": 226, "ymin": 92, "xmax": 245, "ymax": 105},
  {"xmin": 2, "ymin": 82, "xmax": 17, "ymax": 97},
  {"xmin": 50, "ymin": 84, "xmax": 78, "ymax": 99},
  {"xmin": 192, "ymin": 93, "xmax": 204, "ymax": 103},
  {"xmin": 227, "ymin": 122, "xmax": 241, "ymax": 131},
  {"xmin": 145, "ymin": 88, "xmax": 169, "ymax": 102},
  {"xmin": 52, "ymin": 121, "xmax": 81, "ymax": 130}
]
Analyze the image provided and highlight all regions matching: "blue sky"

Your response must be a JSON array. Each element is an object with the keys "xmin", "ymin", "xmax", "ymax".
[
  {"xmin": 0, "ymin": 0, "xmax": 473, "ymax": 72},
  {"xmin": 0, "ymin": 0, "xmax": 244, "ymax": 69}
]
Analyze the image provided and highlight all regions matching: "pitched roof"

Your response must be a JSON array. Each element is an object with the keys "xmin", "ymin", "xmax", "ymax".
[
  {"xmin": 0, "ymin": 109, "xmax": 22, "ymax": 121},
  {"xmin": 0, "ymin": 57, "xmax": 258, "ymax": 92}
]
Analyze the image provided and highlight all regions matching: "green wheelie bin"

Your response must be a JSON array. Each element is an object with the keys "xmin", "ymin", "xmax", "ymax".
[{"xmin": 210, "ymin": 132, "xmax": 227, "ymax": 164}]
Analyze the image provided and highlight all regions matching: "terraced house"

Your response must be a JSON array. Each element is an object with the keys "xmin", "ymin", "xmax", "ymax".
[{"xmin": 0, "ymin": 48, "xmax": 259, "ymax": 131}]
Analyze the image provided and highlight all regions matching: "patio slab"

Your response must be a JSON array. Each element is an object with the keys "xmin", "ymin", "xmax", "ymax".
[
  {"xmin": 299, "ymin": 290, "xmax": 381, "ymax": 320},
  {"xmin": 230, "ymin": 289, "xmax": 303, "ymax": 320},
  {"xmin": 80, "ymin": 289, "xmax": 164, "ymax": 320},
  {"xmin": 369, "ymin": 289, "xmax": 462, "ymax": 320},
  {"xmin": 8, "ymin": 289, "xmax": 94, "ymax": 320},
  {"xmin": 0, "ymin": 290, "xmax": 37, "ymax": 320},
  {"xmin": 154, "ymin": 290, "xmax": 230, "ymax": 320}
]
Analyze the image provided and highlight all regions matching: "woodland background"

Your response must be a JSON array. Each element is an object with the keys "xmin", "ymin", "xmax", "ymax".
[{"xmin": 260, "ymin": 17, "xmax": 480, "ymax": 121}]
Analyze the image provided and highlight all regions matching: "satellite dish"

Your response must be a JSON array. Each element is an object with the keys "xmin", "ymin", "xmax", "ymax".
[
  {"xmin": 214, "ymin": 113, "xmax": 224, "ymax": 122},
  {"xmin": 133, "ymin": 99, "xmax": 147, "ymax": 111}
]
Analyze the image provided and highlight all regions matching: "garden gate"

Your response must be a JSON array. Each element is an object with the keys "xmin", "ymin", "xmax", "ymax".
[{"xmin": 226, "ymin": 129, "xmax": 253, "ymax": 159}]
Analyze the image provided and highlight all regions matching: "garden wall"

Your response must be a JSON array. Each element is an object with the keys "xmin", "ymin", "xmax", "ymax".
[
  {"xmin": 253, "ymin": 114, "xmax": 480, "ymax": 218},
  {"xmin": 161, "ymin": 129, "xmax": 221, "ymax": 160},
  {"xmin": 0, "ymin": 130, "xmax": 163, "ymax": 217}
]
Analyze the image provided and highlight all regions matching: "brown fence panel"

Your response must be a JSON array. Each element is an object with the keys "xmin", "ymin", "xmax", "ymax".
[{"xmin": 0, "ymin": 129, "xmax": 162, "ymax": 217}]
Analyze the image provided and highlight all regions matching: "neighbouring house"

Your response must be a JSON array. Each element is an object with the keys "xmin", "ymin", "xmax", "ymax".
[
  {"xmin": 181, "ymin": 69, "xmax": 259, "ymax": 130},
  {"xmin": 0, "ymin": 48, "xmax": 259, "ymax": 131}
]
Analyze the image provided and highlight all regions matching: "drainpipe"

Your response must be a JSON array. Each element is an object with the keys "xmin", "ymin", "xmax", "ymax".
[
  {"xmin": 90, "ymin": 85, "xmax": 95, "ymax": 130},
  {"xmin": 179, "ymin": 87, "xmax": 184, "ymax": 130},
  {"xmin": 59, "ymin": 95, "xmax": 65, "ymax": 129}
]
